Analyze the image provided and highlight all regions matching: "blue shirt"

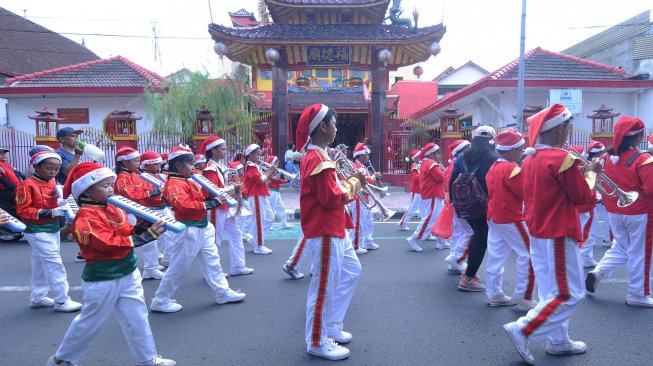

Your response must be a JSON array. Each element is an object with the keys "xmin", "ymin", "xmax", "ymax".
[{"xmin": 55, "ymin": 147, "xmax": 74, "ymax": 185}]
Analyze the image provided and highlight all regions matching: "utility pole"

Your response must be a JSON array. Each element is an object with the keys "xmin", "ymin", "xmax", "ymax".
[{"xmin": 516, "ymin": 0, "xmax": 527, "ymax": 132}]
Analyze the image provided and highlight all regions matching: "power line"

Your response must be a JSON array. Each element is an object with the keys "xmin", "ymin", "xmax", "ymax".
[{"xmin": 0, "ymin": 28, "xmax": 209, "ymax": 40}]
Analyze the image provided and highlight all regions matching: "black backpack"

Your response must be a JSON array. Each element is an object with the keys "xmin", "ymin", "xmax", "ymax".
[{"xmin": 451, "ymin": 158, "xmax": 488, "ymax": 219}]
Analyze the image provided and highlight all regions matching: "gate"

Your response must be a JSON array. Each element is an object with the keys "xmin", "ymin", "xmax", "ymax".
[{"xmin": 385, "ymin": 114, "xmax": 440, "ymax": 174}]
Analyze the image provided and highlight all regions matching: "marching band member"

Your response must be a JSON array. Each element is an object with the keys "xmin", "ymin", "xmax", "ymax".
[
  {"xmin": 444, "ymin": 140, "xmax": 472, "ymax": 273},
  {"xmin": 150, "ymin": 146, "xmax": 245, "ymax": 313},
  {"xmin": 484, "ymin": 129, "xmax": 536, "ymax": 308},
  {"xmin": 586, "ymin": 117, "xmax": 653, "ymax": 307},
  {"xmin": 568, "ymin": 145, "xmax": 599, "ymax": 268},
  {"xmin": 228, "ymin": 161, "xmax": 254, "ymax": 242},
  {"xmin": 283, "ymin": 233, "xmax": 308, "ymax": 280},
  {"xmin": 648, "ymin": 134, "xmax": 653, "ymax": 152},
  {"xmin": 243, "ymin": 144, "xmax": 275, "ymax": 254},
  {"xmin": 503, "ymin": 104, "xmax": 599, "ymax": 363},
  {"xmin": 202, "ymin": 136, "xmax": 253, "ymax": 276},
  {"xmin": 296, "ymin": 103, "xmax": 364, "ymax": 360},
  {"xmin": 398, "ymin": 149, "xmax": 421, "ymax": 231},
  {"xmin": 194, "ymin": 154, "xmax": 207, "ymax": 172},
  {"xmin": 266, "ymin": 155, "xmax": 294, "ymax": 230},
  {"xmin": 16, "ymin": 150, "xmax": 82, "ymax": 312},
  {"xmin": 405, "ymin": 142, "xmax": 445, "ymax": 252},
  {"xmin": 585, "ymin": 141, "xmax": 612, "ymax": 253},
  {"xmin": 114, "ymin": 147, "xmax": 165, "ymax": 281},
  {"xmin": 47, "ymin": 162, "xmax": 175, "ymax": 366},
  {"xmin": 349, "ymin": 142, "xmax": 380, "ymax": 252}
]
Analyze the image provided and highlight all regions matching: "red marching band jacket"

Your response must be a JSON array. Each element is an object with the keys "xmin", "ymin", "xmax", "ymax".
[
  {"xmin": 15, "ymin": 174, "xmax": 58, "ymax": 226},
  {"xmin": 115, "ymin": 170, "xmax": 164, "ymax": 208},
  {"xmin": 268, "ymin": 176, "xmax": 287, "ymax": 191},
  {"xmin": 72, "ymin": 204, "xmax": 138, "ymax": 262},
  {"xmin": 300, "ymin": 147, "xmax": 360, "ymax": 239},
  {"xmin": 486, "ymin": 159, "xmax": 524, "ymax": 224},
  {"xmin": 352, "ymin": 160, "xmax": 375, "ymax": 204},
  {"xmin": 602, "ymin": 149, "xmax": 653, "ymax": 215},
  {"xmin": 418, "ymin": 158, "xmax": 445, "ymax": 199},
  {"xmin": 202, "ymin": 160, "xmax": 229, "ymax": 212},
  {"xmin": 243, "ymin": 161, "xmax": 270, "ymax": 197},
  {"xmin": 522, "ymin": 149, "xmax": 594, "ymax": 242},
  {"xmin": 410, "ymin": 163, "xmax": 421, "ymax": 194},
  {"xmin": 163, "ymin": 173, "xmax": 210, "ymax": 222}
]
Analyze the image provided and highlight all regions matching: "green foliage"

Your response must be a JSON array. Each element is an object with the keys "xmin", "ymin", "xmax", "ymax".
[{"xmin": 145, "ymin": 70, "xmax": 251, "ymax": 139}]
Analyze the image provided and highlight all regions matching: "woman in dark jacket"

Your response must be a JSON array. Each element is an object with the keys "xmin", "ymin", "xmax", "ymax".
[{"xmin": 449, "ymin": 125, "xmax": 498, "ymax": 291}]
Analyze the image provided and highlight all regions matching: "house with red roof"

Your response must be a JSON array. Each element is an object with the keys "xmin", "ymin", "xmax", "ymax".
[{"xmin": 412, "ymin": 47, "xmax": 653, "ymax": 137}]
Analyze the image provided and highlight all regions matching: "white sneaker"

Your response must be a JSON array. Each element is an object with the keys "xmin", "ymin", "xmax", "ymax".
[
  {"xmin": 157, "ymin": 252, "xmax": 164, "ymax": 259},
  {"xmin": 545, "ymin": 340, "xmax": 587, "ymax": 355},
  {"xmin": 426, "ymin": 235, "xmax": 437, "ymax": 241},
  {"xmin": 487, "ymin": 294, "xmax": 517, "ymax": 307},
  {"xmin": 216, "ymin": 289, "xmax": 246, "ymax": 304},
  {"xmin": 253, "ymin": 245, "xmax": 273, "ymax": 254},
  {"xmin": 137, "ymin": 355, "xmax": 177, "ymax": 366},
  {"xmin": 513, "ymin": 296, "xmax": 537, "ymax": 310},
  {"xmin": 625, "ymin": 294, "xmax": 653, "ymax": 308},
  {"xmin": 30, "ymin": 296, "xmax": 55, "ymax": 308},
  {"xmin": 361, "ymin": 242, "xmax": 379, "ymax": 250},
  {"xmin": 326, "ymin": 322, "xmax": 352, "ymax": 344},
  {"xmin": 585, "ymin": 270, "xmax": 600, "ymax": 293},
  {"xmin": 307, "ymin": 338, "xmax": 350, "ymax": 361},
  {"xmin": 54, "ymin": 299, "xmax": 82, "ymax": 313},
  {"xmin": 435, "ymin": 241, "xmax": 450, "ymax": 249},
  {"xmin": 282, "ymin": 264, "xmax": 305, "ymax": 279},
  {"xmin": 502, "ymin": 322, "xmax": 534, "ymax": 364},
  {"xmin": 398, "ymin": 225, "xmax": 411, "ymax": 231},
  {"xmin": 46, "ymin": 356, "xmax": 79, "ymax": 366},
  {"xmin": 150, "ymin": 299, "xmax": 182, "ymax": 313},
  {"xmin": 355, "ymin": 247, "xmax": 368, "ymax": 255},
  {"xmin": 230, "ymin": 267, "xmax": 254, "ymax": 276},
  {"xmin": 406, "ymin": 238, "xmax": 423, "ymax": 252},
  {"xmin": 142, "ymin": 269, "xmax": 165, "ymax": 280},
  {"xmin": 244, "ymin": 233, "xmax": 254, "ymax": 241},
  {"xmin": 281, "ymin": 224, "xmax": 294, "ymax": 230},
  {"xmin": 444, "ymin": 255, "xmax": 465, "ymax": 273},
  {"xmin": 160, "ymin": 258, "xmax": 170, "ymax": 268}
]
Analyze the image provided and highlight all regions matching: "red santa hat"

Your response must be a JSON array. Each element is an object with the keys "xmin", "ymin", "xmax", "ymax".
[
  {"xmin": 228, "ymin": 161, "xmax": 243, "ymax": 170},
  {"xmin": 404, "ymin": 149, "xmax": 421, "ymax": 162},
  {"xmin": 265, "ymin": 155, "xmax": 278, "ymax": 165},
  {"xmin": 419, "ymin": 142, "xmax": 439, "ymax": 159},
  {"xmin": 295, "ymin": 103, "xmax": 330, "ymax": 152},
  {"xmin": 244, "ymin": 143, "xmax": 260, "ymax": 157},
  {"xmin": 567, "ymin": 145, "xmax": 584, "ymax": 154},
  {"xmin": 493, "ymin": 130, "xmax": 525, "ymax": 151},
  {"xmin": 161, "ymin": 153, "xmax": 169, "ymax": 163},
  {"xmin": 168, "ymin": 145, "xmax": 194, "ymax": 161},
  {"xmin": 195, "ymin": 154, "xmax": 206, "ymax": 164},
  {"xmin": 352, "ymin": 142, "xmax": 371, "ymax": 158},
  {"xmin": 524, "ymin": 103, "xmax": 573, "ymax": 155},
  {"xmin": 29, "ymin": 151, "xmax": 61, "ymax": 165},
  {"xmin": 139, "ymin": 150, "xmax": 162, "ymax": 167},
  {"xmin": 115, "ymin": 146, "xmax": 140, "ymax": 162},
  {"xmin": 610, "ymin": 116, "xmax": 646, "ymax": 163},
  {"xmin": 200, "ymin": 135, "xmax": 226, "ymax": 154},
  {"xmin": 448, "ymin": 139, "xmax": 471, "ymax": 156},
  {"xmin": 648, "ymin": 134, "xmax": 653, "ymax": 152},
  {"xmin": 63, "ymin": 162, "xmax": 116, "ymax": 200},
  {"xmin": 587, "ymin": 140, "xmax": 605, "ymax": 154}
]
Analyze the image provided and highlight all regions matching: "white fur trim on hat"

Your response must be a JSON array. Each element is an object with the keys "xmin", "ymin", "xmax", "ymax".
[
  {"xmin": 29, "ymin": 152, "xmax": 61, "ymax": 165},
  {"xmin": 140, "ymin": 157, "xmax": 162, "ymax": 167},
  {"xmin": 451, "ymin": 141, "xmax": 470, "ymax": 156},
  {"xmin": 309, "ymin": 104, "xmax": 330, "ymax": 135},
  {"xmin": 205, "ymin": 138, "xmax": 226, "ymax": 152},
  {"xmin": 423, "ymin": 145, "xmax": 440, "ymax": 156},
  {"xmin": 168, "ymin": 145, "xmax": 194, "ymax": 161},
  {"xmin": 625, "ymin": 128, "xmax": 645, "ymax": 136},
  {"xmin": 495, "ymin": 139, "xmax": 525, "ymax": 151},
  {"xmin": 71, "ymin": 167, "xmax": 116, "ymax": 200},
  {"xmin": 352, "ymin": 148, "xmax": 371, "ymax": 158},
  {"xmin": 474, "ymin": 125, "xmax": 496, "ymax": 138},
  {"xmin": 589, "ymin": 147, "xmax": 605, "ymax": 154},
  {"xmin": 540, "ymin": 108, "xmax": 572, "ymax": 132},
  {"xmin": 245, "ymin": 144, "xmax": 260, "ymax": 156},
  {"xmin": 116, "ymin": 151, "xmax": 140, "ymax": 162}
]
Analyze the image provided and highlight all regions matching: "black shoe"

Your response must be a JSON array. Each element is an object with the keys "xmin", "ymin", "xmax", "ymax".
[
  {"xmin": 75, "ymin": 253, "xmax": 86, "ymax": 262},
  {"xmin": 585, "ymin": 272, "xmax": 598, "ymax": 293}
]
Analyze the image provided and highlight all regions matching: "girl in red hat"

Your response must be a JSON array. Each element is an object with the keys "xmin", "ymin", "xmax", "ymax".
[
  {"xmin": 348, "ymin": 142, "xmax": 380, "ymax": 254},
  {"xmin": 242, "ymin": 143, "xmax": 276, "ymax": 254},
  {"xmin": 398, "ymin": 149, "xmax": 422, "ymax": 231},
  {"xmin": 266, "ymin": 155, "xmax": 294, "ymax": 230}
]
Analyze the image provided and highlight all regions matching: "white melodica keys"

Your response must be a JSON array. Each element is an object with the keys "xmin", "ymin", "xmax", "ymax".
[
  {"xmin": 107, "ymin": 195, "xmax": 186, "ymax": 233},
  {"xmin": 0, "ymin": 207, "xmax": 26, "ymax": 233}
]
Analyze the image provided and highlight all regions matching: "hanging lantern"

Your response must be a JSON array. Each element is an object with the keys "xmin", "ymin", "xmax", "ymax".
[
  {"xmin": 265, "ymin": 48, "xmax": 280, "ymax": 65},
  {"xmin": 213, "ymin": 42, "xmax": 228, "ymax": 59},
  {"xmin": 429, "ymin": 42, "xmax": 441, "ymax": 57},
  {"xmin": 413, "ymin": 65, "xmax": 424, "ymax": 78},
  {"xmin": 378, "ymin": 49, "xmax": 392, "ymax": 66}
]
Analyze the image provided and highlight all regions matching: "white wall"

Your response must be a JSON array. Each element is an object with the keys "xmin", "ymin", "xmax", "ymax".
[
  {"xmin": 438, "ymin": 64, "xmax": 487, "ymax": 86},
  {"xmin": 6, "ymin": 94, "xmax": 153, "ymax": 135},
  {"xmin": 0, "ymin": 98, "xmax": 7, "ymax": 126}
]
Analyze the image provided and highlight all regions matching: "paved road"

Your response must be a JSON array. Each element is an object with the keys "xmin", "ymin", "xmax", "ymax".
[{"xmin": 1, "ymin": 220, "xmax": 651, "ymax": 365}]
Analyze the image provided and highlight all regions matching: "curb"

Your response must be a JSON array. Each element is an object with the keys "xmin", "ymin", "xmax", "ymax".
[{"xmin": 289, "ymin": 208, "xmax": 407, "ymax": 221}]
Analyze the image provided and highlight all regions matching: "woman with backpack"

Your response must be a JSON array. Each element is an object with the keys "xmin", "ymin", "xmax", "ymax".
[{"xmin": 449, "ymin": 126, "xmax": 498, "ymax": 291}]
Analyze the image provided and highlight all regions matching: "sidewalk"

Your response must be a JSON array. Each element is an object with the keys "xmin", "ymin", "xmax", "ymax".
[{"xmin": 278, "ymin": 184, "xmax": 412, "ymax": 221}]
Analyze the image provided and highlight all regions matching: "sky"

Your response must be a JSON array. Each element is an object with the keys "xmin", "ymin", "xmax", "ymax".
[{"xmin": 3, "ymin": 0, "xmax": 651, "ymax": 80}]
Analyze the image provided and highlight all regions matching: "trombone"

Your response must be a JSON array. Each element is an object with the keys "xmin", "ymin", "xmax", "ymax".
[
  {"xmin": 565, "ymin": 144, "xmax": 638, "ymax": 208},
  {"xmin": 366, "ymin": 164, "xmax": 389, "ymax": 198},
  {"xmin": 329, "ymin": 147, "xmax": 396, "ymax": 221},
  {"xmin": 260, "ymin": 160, "xmax": 298, "ymax": 182}
]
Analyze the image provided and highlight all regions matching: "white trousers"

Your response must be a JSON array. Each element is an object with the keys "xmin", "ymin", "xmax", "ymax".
[
  {"xmin": 286, "ymin": 234, "xmax": 308, "ymax": 270},
  {"xmin": 305, "ymin": 236, "xmax": 361, "ymax": 347},
  {"xmin": 128, "ymin": 213, "xmax": 161, "ymax": 271},
  {"xmin": 269, "ymin": 190, "xmax": 289, "ymax": 227},
  {"xmin": 514, "ymin": 236, "xmax": 585, "ymax": 344},
  {"xmin": 349, "ymin": 198, "xmax": 374, "ymax": 249},
  {"xmin": 399, "ymin": 193, "xmax": 422, "ymax": 228},
  {"xmin": 24, "ymin": 231, "xmax": 71, "ymax": 304},
  {"xmin": 591, "ymin": 202, "xmax": 609, "ymax": 242},
  {"xmin": 55, "ymin": 270, "xmax": 157, "ymax": 364},
  {"xmin": 596, "ymin": 213, "xmax": 652, "ymax": 297},
  {"xmin": 578, "ymin": 211, "xmax": 596, "ymax": 264},
  {"xmin": 236, "ymin": 200, "xmax": 253, "ymax": 236},
  {"xmin": 160, "ymin": 208, "xmax": 174, "ymax": 264},
  {"xmin": 486, "ymin": 221, "xmax": 535, "ymax": 300},
  {"xmin": 154, "ymin": 224, "xmax": 230, "ymax": 302},
  {"xmin": 450, "ymin": 216, "xmax": 473, "ymax": 262},
  {"xmin": 212, "ymin": 209, "xmax": 247, "ymax": 273},
  {"xmin": 248, "ymin": 195, "xmax": 274, "ymax": 246},
  {"xmin": 410, "ymin": 198, "xmax": 443, "ymax": 241}
]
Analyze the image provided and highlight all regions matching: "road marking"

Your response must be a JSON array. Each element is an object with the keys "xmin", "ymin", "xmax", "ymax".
[{"xmin": 0, "ymin": 286, "xmax": 82, "ymax": 292}]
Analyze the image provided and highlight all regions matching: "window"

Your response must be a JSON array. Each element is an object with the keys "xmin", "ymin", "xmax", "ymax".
[
  {"xmin": 315, "ymin": 69, "xmax": 328, "ymax": 78},
  {"xmin": 301, "ymin": 69, "xmax": 313, "ymax": 77},
  {"xmin": 331, "ymin": 69, "xmax": 343, "ymax": 79},
  {"xmin": 350, "ymin": 70, "xmax": 365, "ymax": 78},
  {"xmin": 258, "ymin": 70, "xmax": 272, "ymax": 80}
]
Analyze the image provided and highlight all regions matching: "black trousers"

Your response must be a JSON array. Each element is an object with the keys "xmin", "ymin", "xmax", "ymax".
[{"xmin": 465, "ymin": 217, "xmax": 489, "ymax": 278}]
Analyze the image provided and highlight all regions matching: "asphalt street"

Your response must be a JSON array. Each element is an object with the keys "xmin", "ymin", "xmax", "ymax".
[{"xmin": 1, "ymin": 220, "xmax": 651, "ymax": 365}]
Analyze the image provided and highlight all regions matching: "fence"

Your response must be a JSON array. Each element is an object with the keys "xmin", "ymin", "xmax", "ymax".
[
  {"xmin": 78, "ymin": 126, "xmax": 116, "ymax": 169},
  {"xmin": 385, "ymin": 114, "xmax": 441, "ymax": 174},
  {"xmin": 1, "ymin": 127, "xmax": 34, "ymax": 174}
]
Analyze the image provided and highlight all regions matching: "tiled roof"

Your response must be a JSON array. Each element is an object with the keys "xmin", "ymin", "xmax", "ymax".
[
  {"xmin": 3, "ymin": 56, "xmax": 170, "ymax": 88},
  {"xmin": 209, "ymin": 23, "xmax": 443, "ymax": 42},
  {"xmin": 288, "ymin": 92, "xmax": 368, "ymax": 110},
  {"xmin": 229, "ymin": 9, "xmax": 255, "ymax": 18},
  {"xmin": 0, "ymin": 7, "xmax": 99, "ymax": 76}
]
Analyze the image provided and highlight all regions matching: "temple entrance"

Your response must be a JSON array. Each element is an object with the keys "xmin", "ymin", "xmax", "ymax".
[{"xmin": 290, "ymin": 112, "xmax": 367, "ymax": 149}]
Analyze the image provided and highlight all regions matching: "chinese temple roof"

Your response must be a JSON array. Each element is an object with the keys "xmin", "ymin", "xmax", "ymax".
[{"xmin": 266, "ymin": 0, "xmax": 390, "ymax": 24}]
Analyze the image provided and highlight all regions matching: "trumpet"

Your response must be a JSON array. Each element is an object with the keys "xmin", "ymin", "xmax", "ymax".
[
  {"xmin": 77, "ymin": 140, "xmax": 105, "ymax": 161},
  {"xmin": 366, "ymin": 164, "xmax": 389, "ymax": 198},
  {"xmin": 223, "ymin": 168, "xmax": 252, "ymax": 217},
  {"xmin": 565, "ymin": 144, "xmax": 638, "ymax": 208},
  {"xmin": 260, "ymin": 161, "xmax": 298, "ymax": 182},
  {"xmin": 329, "ymin": 147, "xmax": 396, "ymax": 221}
]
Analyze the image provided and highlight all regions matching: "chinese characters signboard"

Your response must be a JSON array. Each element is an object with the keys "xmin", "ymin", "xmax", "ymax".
[
  {"xmin": 306, "ymin": 46, "xmax": 351, "ymax": 66},
  {"xmin": 57, "ymin": 108, "xmax": 89, "ymax": 124}
]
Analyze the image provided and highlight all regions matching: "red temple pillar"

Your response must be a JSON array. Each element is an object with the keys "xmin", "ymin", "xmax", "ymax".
[
  {"xmin": 439, "ymin": 106, "xmax": 464, "ymax": 164},
  {"xmin": 587, "ymin": 104, "xmax": 618, "ymax": 149},
  {"xmin": 194, "ymin": 106, "xmax": 214, "ymax": 151},
  {"xmin": 28, "ymin": 107, "xmax": 64, "ymax": 149},
  {"xmin": 105, "ymin": 108, "xmax": 141, "ymax": 151}
]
